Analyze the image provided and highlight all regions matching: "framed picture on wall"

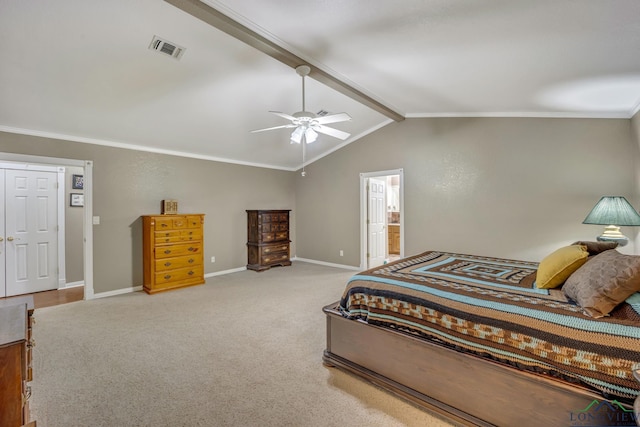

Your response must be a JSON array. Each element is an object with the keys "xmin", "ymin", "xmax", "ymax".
[
  {"xmin": 72, "ymin": 174, "xmax": 84, "ymax": 189},
  {"xmin": 70, "ymin": 193, "xmax": 84, "ymax": 207}
]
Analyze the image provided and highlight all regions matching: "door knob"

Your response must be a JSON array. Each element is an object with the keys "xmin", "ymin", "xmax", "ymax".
[
  {"xmin": 0, "ymin": 237, "xmax": 3, "ymax": 242},
  {"xmin": 7, "ymin": 237, "xmax": 14, "ymax": 241}
]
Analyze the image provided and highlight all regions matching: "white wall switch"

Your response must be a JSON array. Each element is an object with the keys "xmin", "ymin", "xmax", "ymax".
[
  {"xmin": 92, "ymin": 216, "xmax": 100, "ymax": 225},
  {"xmin": 211, "ymin": 256, "xmax": 216, "ymax": 263},
  {"xmin": 339, "ymin": 250, "xmax": 344, "ymax": 257}
]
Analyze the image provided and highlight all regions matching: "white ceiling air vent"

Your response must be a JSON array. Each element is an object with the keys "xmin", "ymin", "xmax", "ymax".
[{"xmin": 149, "ymin": 36, "xmax": 185, "ymax": 60}]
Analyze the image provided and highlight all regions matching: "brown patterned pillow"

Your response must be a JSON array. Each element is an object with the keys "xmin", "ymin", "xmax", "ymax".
[
  {"xmin": 563, "ymin": 250, "xmax": 640, "ymax": 318},
  {"xmin": 570, "ymin": 241, "xmax": 618, "ymax": 256}
]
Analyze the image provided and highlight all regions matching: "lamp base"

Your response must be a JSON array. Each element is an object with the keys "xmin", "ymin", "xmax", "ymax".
[{"xmin": 596, "ymin": 225, "xmax": 628, "ymax": 247}]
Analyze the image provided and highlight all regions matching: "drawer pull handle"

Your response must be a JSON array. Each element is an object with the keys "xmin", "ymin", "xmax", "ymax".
[
  {"xmin": 188, "ymin": 271, "xmax": 194, "ymax": 275},
  {"xmin": 188, "ymin": 247, "xmax": 195, "ymax": 252},
  {"xmin": 161, "ymin": 223, "xmax": 167, "ymax": 227},
  {"xmin": 164, "ymin": 250, "xmax": 172, "ymax": 254},
  {"xmin": 164, "ymin": 275, "xmax": 172, "ymax": 280},
  {"xmin": 164, "ymin": 262, "xmax": 171, "ymax": 267},
  {"xmin": 188, "ymin": 258, "xmax": 194, "ymax": 263},
  {"xmin": 23, "ymin": 386, "xmax": 32, "ymax": 404}
]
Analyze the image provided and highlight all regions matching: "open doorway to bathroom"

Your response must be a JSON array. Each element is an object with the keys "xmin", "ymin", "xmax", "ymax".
[{"xmin": 360, "ymin": 169, "xmax": 404, "ymax": 270}]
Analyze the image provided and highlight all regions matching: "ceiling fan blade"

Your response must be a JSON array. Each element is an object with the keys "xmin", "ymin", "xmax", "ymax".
[
  {"xmin": 250, "ymin": 124, "xmax": 296, "ymax": 133},
  {"xmin": 269, "ymin": 111, "xmax": 297, "ymax": 121},
  {"xmin": 313, "ymin": 124, "xmax": 351, "ymax": 140},
  {"xmin": 314, "ymin": 112, "xmax": 352, "ymax": 125}
]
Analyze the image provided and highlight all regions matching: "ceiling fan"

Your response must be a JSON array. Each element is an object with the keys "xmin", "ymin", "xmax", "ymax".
[{"xmin": 251, "ymin": 65, "xmax": 352, "ymax": 144}]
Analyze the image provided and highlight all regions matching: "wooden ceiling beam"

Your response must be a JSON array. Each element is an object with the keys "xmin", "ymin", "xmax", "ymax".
[{"xmin": 164, "ymin": 0, "xmax": 405, "ymax": 122}]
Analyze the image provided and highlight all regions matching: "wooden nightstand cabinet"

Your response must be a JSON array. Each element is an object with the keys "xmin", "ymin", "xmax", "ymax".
[
  {"xmin": 0, "ymin": 296, "xmax": 35, "ymax": 427},
  {"xmin": 246, "ymin": 210, "xmax": 291, "ymax": 271},
  {"xmin": 142, "ymin": 214, "xmax": 205, "ymax": 294}
]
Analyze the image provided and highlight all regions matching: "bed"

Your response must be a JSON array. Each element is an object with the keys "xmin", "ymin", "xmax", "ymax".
[{"xmin": 323, "ymin": 246, "xmax": 640, "ymax": 426}]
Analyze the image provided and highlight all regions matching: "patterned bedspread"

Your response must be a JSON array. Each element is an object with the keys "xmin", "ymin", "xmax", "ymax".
[{"xmin": 339, "ymin": 251, "xmax": 640, "ymax": 400}]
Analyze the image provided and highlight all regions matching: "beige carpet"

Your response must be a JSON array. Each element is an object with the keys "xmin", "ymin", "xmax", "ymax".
[{"xmin": 30, "ymin": 262, "xmax": 456, "ymax": 427}]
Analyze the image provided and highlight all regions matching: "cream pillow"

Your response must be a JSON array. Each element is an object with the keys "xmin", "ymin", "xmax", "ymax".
[{"xmin": 536, "ymin": 245, "xmax": 589, "ymax": 289}]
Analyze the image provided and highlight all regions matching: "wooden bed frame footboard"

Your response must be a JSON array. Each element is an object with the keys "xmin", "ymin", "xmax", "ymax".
[{"xmin": 322, "ymin": 302, "xmax": 638, "ymax": 427}]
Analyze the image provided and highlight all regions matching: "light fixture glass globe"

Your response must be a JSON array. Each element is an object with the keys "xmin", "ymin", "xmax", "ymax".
[
  {"xmin": 290, "ymin": 127, "xmax": 304, "ymax": 144},
  {"xmin": 305, "ymin": 128, "xmax": 318, "ymax": 143}
]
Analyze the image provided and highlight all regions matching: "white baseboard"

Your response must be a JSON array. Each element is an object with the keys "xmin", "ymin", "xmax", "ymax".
[
  {"xmin": 292, "ymin": 257, "xmax": 361, "ymax": 271},
  {"xmin": 88, "ymin": 267, "xmax": 247, "ymax": 300},
  {"xmin": 59, "ymin": 281, "xmax": 85, "ymax": 289},
  {"xmin": 204, "ymin": 266, "xmax": 247, "ymax": 278},
  {"xmin": 92, "ymin": 285, "xmax": 143, "ymax": 300}
]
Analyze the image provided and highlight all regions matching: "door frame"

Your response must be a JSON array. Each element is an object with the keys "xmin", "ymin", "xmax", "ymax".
[
  {"xmin": 359, "ymin": 168, "xmax": 404, "ymax": 270},
  {"xmin": 0, "ymin": 152, "xmax": 94, "ymax": 300}
]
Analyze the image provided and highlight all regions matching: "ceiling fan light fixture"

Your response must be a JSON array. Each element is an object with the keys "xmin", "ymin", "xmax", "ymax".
[
  {"xmin": 290, "ymin": 127, "xmax": 304, "ymax": 144},
  {"xmin": 305, "ymin": 128, "xmax": 318, "ymax": 143},
  {"xmin": 251, "ymin": 63, "xmax": 351, "ymax": 158}
]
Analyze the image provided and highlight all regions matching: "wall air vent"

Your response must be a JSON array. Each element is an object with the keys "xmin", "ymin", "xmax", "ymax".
[{"xmin": 148, "ymin": 36, "xmax": 185, "ymax": 60}]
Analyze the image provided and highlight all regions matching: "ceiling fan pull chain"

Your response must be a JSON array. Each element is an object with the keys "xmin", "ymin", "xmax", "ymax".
[{"xmin": 301, "ymin": 137, "xmax": 307, "ymax": 177}]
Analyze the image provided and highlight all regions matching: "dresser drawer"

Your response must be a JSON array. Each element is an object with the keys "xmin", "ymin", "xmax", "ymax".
[
  {"xmin": 154, "ymin": 217, "xmax": 182, "ymax": 230},
  {"xmin": 275, "ymin": 231, "xmax": 288, "ymax": 240},
  {"xmin": 155, "ymin": 243, "xmax": 202, "ymax": 258},
  {"xmin": 154, "ymin": 265, "xmax": 204, "ymax": 286},
  {"xmin": 184, "ymin": 215, "xmax": 202, "ymax": 228},
  {"xmin": 259, "ymin": 222, "xmax": 288, "ymax": 233},
  {"xmin": 260, "ymin": 243, "xmax": 289, "ymax": 255},
  {"xmin": 180, "ymin": 229, "xmax": 202, "ymax": 241},
  {"xmin": 261, "ymin": 251, "xmax": 289, "ymax": 265},
  {"xmin": 154, "ymin": 229, "xmax": 202, "ymax": 244},
  {"xmin": 155, "ymin": 254, "xmax": 202, "ymax": 272}
]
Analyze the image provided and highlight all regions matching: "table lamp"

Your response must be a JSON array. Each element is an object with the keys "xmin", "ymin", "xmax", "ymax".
[{"xmin": 582, "ymin": 196, "xmax": 640, "ymax": 247}]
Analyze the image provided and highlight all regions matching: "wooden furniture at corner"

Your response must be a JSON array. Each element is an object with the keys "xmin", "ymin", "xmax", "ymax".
[
  {"xmin": 142, "ymin": 214, "xmax": 205, "ymax": 294},
  {"xmin": 388, "ymin": 224, "xmax": 400, "ymax": 255},
  {"xmin": 0, "ymin": 296, "xmax": 35, "ymax": 427},
  {"xmin": 246, "ymin": 210, "xmax": 291, "ymax": 271}
]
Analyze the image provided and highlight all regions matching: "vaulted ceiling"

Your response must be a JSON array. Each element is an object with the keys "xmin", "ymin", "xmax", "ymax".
[{"xmin": 1, "ymin": 1, "xmax": 639, "ymax": 170}]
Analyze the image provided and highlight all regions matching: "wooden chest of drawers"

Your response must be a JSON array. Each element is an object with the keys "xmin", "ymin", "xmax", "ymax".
[
  {"xmin": 246, "ymin": 210, "xmax": 291, "ymax": 271},
  {"xmin": 0, "ymin": 296, "xmax": 35, "ymax": 427},
  {"xmin": 142, "ymin": 214, "xmax": 205, "ymax": 294}
]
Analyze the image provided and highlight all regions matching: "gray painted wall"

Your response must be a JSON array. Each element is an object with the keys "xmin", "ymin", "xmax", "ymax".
[
  {"xmin": 1, "ymin": 115, "xmax": 639, "ymax": 295},
  {"xmin": 0, "ymin": 131, "xmax": 296, "ymax": 295},
  {"xmin": 295, "ymin": 117, "xmax": 639, "ymax": 266}
]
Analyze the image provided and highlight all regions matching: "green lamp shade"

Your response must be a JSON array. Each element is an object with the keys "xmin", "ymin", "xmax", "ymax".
[{"xmin": 582, "ymin": 196, "xmax": 640, "ymax": 226}]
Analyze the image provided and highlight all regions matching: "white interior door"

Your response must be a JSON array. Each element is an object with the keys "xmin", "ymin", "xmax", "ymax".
[
  {"xmin": 367, "ymin": 177, "xmax": 386, "ymax": 268},
  {"xmin": 5, "ymin": 169, "xmax": 59, "ymax": 296},
  {"xmin": 0, "ymin": 171, "xmax": 4, "ymax": 297}
]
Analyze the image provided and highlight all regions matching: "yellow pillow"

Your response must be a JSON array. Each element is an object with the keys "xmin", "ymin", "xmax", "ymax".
[{"xmin": 536, "ymin": 245, "xmax": 589, "ymax": 289}]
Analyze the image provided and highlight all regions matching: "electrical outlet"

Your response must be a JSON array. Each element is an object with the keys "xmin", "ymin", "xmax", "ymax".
[
  {"xmin": 210, "ymin": 256, "xmax": 216, "ymax": 263},
  {"xmin": 339, "ymin": 250, "xmax": 344, "ymax": 257}
]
